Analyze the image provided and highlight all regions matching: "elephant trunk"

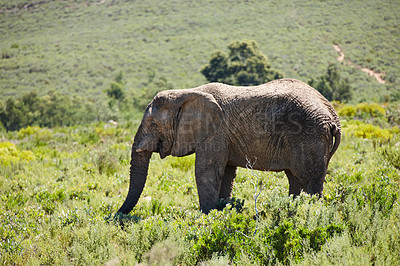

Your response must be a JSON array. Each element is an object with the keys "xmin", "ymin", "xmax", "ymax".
[{"xmin": 117, "ymin": 145, "xmax": 152, "ymax": 215}]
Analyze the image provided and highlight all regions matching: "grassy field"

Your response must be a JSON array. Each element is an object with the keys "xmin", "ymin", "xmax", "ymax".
[
  {"xmin": 1, "ymin": 0, "xmax": 399, "ymax": 102},
  {"xmin": 1, "ymin": 0, "xmax": 400, "ymax": 265},
  {"xmin": 1, "ymin": 104, "xmax": 400, "ymax": 264}
]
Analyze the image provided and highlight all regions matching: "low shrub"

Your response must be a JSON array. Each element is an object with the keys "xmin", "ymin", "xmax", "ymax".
[
  {"xmin": 343, "ymin": 120, "xmax": 395, "ymax": 141},
  {"xmin": 338, "ymin": 105, "xmax": 356, "ymax": 117},
  {"xmin": 94, "ymin": 151, "xmax": 119, "ymax": 176},
  {"xmin": 0, "ymin": 91, "xmax": 111, "ymax": 131},
  {"xmin": 362, "ymin": 184, "xmax": 397, "ymax": 216},
  {"xmin": 356, "ymin": 102, "xmax": 385, "ymax": 118},
  {"xmin": 381, "ymin": 145, "xmax": 400, "ymax": 170},
  {"xmin": 34, "ymin": 187, "xmax": 66, "ymax": 214},
  {"xmin": 126, "ymin": 216, "xmax": 171, "ymax": 263},
  {"xmin": 0, "ymin": 141, "xmax": 35, "ymax": 165},
  {"xmin": 17, "ymin": 126, "xmax": 41, "ymax": 139},
  {"xmin": 337, "ymin": 102, "xmax": 386, "ymax": 119},
  {"xmin": 183, "ymin": 207, "xmax": 255, "ymax": 264},
  {"xmin": 264, "ymin": 220, "xmax": 343, "ymax": 264}
]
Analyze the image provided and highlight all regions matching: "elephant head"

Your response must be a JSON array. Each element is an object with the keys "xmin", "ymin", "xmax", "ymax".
[{"xmin": 117, "ymin": 89, "xmax": 223, "ymax": 214}]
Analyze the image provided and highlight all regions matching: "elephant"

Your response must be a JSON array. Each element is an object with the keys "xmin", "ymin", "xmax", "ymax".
[{"xmin": 117, "ymin": 78, "xmax": 341, "ymax": 214}]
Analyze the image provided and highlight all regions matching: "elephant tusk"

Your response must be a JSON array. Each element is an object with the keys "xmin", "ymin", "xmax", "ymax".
[{"xmin": 136, "ymin": 148, "xmax": 145, "ymax": 153}]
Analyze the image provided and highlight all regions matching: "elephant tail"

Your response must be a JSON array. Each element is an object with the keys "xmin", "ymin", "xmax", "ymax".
[{"xmin": 328, "ymin": 122, "xmax": 341, "ymax": 163}]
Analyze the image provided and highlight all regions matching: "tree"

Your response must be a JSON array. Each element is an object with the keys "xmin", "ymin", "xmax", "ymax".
[
  {"xmin": 107, "ymin": 82, "xmax": 125, "ymax": 101},
  {"xmin": 308, "ymin": 64, "xmax": 352, "ymax": 102},
  {"xmin": 106, "ymin": 71, "xmax": 126, "ymax": 109},
  {"xmin": 0, "ymin": 98, "xmax": 24, "ymax": 131},
  {"xmin": 200, "ymin": 40, "xmax": 284, "ymax": 86}
]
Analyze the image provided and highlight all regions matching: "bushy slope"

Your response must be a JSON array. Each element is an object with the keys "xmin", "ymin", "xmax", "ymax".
[
  {"xmin": 1, "ymin": 0, "xmax": 399, "ymax": 102},
  {"xmin": 1, "ymin": 113, "xmax": 399, "ymax": 264}
]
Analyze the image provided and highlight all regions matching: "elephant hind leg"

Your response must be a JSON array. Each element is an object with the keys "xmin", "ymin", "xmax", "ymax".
[
  {"xmin": 219, "ymin": 165, "xmax": 237, "ymax": 199},
  {"xmin": 285, "ymin": 170, "xmax": 304, "ymax": 196},
  {"xmin": 304, "ymin": 160, "xmax": 327, "ymax": 197},
  {"xmin": 305, "ymin": 171, "xmax": 326, "ymax": 197},
  {"xmin": 288, "ymin": 162, "xmax": 327, "ymax": 197}
]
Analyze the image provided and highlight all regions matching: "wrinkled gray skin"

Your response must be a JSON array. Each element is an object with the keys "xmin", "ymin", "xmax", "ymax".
[{"xmin": 118, "ymin": 79, "xmax": 341, "ymax": 214}]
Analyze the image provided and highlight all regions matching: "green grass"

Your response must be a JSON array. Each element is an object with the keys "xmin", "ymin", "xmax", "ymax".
[
  {"xmin": 1, "ymin": 0, "xmax": 399, "ymax": 102},
  {"xmin": 1, "ymin": 0, "xmax": 400, "ymax": 264},
  {"xmin": 1, "ymin": 109, "xmax": 400, "ymax": 264}
]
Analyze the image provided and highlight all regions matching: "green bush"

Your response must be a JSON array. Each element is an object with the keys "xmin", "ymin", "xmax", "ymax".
[
  {"xmin": 17, "ymin": 126, "xmax": 41, "ymax": 139},
  {"xmin": 34, "ymin": 188, "xmax": 66, "ymax": 214},
  {"xmin": 126, "ymin": 216, "xmax": 171, "ymax": 263},
  {"xmin": 94, "ymin": 151, "xmax": 120, "ymax": 176},
  {"xmin": 184, "ymin": 207, "xmax": 255, "ymax": 263},
  {"xmin": 337, "ymin": 102, "xmax": 386, "ymax": 119},
  {"xmin": 338, "ymin": 105, "xmax": 357, "ymax": 118},
  {"xmin": 265, "ymin": 220, "xmax": 343, "ymax": 264},
  {"xmin": 355, "ymin": 182, "xmax": 398, "ymax": 217},
  {"xmin": 381, "ymin": 146, "xmax": 400, "ymax": 170},
  {"xmin": 356, "ymin": 102, "xmax": 386, "ymax": 118},
  {"xmin": 0, "ymin": 92, "xmax": 111, "ymax": 131},
  {"xmin": 308, "ymin": 64, "xmax": 352, "ymax": 102},
  {"xmin": 0, "ymin": 141, "xmax": 35, "ymax": 165},
  {"xmin": 386, "ymin": 102, "xmax": 400, "ymax": 126},
  {"xmin": 200, "ymin": 40, "xmax": 284, "ymax": 86},
  {"xmin": 343, "ymin": 120, "xmax": 395, "ymax": 141}
]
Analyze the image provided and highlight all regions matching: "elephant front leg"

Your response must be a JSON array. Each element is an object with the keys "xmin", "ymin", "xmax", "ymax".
[
  {"xmin": 195, "ymin": 142, "xmax": 228, "ymax": 214},
  {"xmin": 195, "ymin": 166, "xmax": 222, "ymax": 213}
]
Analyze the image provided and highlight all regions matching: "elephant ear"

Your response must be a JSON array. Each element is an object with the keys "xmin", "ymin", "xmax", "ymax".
[{"xmin": 171, "ymin": 91, "xmax": 223, "ymax": 157}]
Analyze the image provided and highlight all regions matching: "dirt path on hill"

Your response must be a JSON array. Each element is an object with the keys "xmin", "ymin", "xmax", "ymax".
[{"xmin": 333, "ymin": 44, "xmax": 386, "ymax": 84}]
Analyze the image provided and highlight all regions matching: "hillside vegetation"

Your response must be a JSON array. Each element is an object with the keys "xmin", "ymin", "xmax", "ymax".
[
  {"xmin": 1, "ymin": 0, "xmax": 399, "ymax": 103},
  {"xmin": 1, "ymin": 0, "xmax": 400, "ymax": 265},
  {"xmin": 1, "ymin": 105, "xmax": 400, "ymax": 264}
]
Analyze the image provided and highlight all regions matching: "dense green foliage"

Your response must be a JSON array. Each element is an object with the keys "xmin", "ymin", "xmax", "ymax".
[
  {"xmin": 0, "ymin": 91, "xmax": 112, "ymax": 131},
  {"xmin": 308, "ymin": 64, "xmax": 353, "ymax": 102},
  {"xmin": 1, "ymin": 104, "xmax": 399, "ymax": 265},
  {"xmin": 106, "ymin": 71, "xmax": 126, "ymax": 106},
  {"xmin": 0, "ymin": 71, "xmax": 167, "ymax": 131},
  {"xmin": 200, "ymin": 40, "xmax": 284, "ymax": 86},
  {"xmin": 0, "ymin": 0, "xmax": 399, "ymax": 102}
]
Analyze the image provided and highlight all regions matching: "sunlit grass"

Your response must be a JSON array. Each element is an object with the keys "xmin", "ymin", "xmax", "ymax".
[{"xmin": 1, "ymin": 113, "xmax": 399, "ymax": 264}]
